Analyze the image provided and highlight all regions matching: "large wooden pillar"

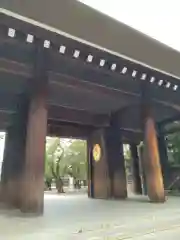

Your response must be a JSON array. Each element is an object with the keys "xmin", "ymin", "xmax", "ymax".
[
  {"xmin": 130, "ymin": 143, "xmax": 142, "ymax": 195},
  {"xmin": 0, "ymin": 97, "xmax": 28, "ymax": 207},
  {"xmin": 105, "ymin": 114, "xmax": 127, "ymax": 199},
  {"xmin": 138, "ymin": 144, "xmax": 147, "ymax": 195},
  {"xmin": 88, "ymin": 114, "xmax": 127, "ymax": 199},
  {"xmin": 142, "ymin": 90, "xmax": 165, "ymax": 203},
  {"xmin": 20, "ymin": 43, "xmax": 48, "ymax": 214},
  {"xmin": 89, "ymin": 129, "xmax": 110, "ymax": 199},
  {"xmin": 1, "ymin": 44, "xmax": 48, "ymax": 214}
]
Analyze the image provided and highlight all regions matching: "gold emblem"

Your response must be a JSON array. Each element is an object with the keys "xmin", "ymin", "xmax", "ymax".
[{"xmin": 93, "ymin": 144, "xmax": 101, "ymax": 161}]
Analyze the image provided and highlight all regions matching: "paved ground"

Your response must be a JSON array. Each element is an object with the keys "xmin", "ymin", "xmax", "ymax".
[{"xmin": 0, "ymin": 191, "xmax": 180, "ymax": 239}]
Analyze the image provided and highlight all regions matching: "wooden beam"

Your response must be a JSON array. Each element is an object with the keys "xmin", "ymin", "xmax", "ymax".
[
  {"xmin": 49, "ymin": 71, "xmax": 138, "ymax": 103},
  {"xmin": 0, "ymin": 57, "xmax": 32, "ymax": 77},
  {"xmin": 0, "ymin": 56, "xmax": 180, "ymax": 114},
  {"xmin": 48, "ymin": 120, "xmax": 142, "ymax": 143},
  {"xmin": 47, "ymin": 121, "xmax": 93, "ymax": 139},
  {"xmin": 0, "ymin": 57, "xmax": 138, "ymax": 101},
  {"xmin": 48, "ymin": 105, "xmax": 109, "ymax": 127},
  {"xmin": 120, "ymin": 128, "xmax": 142, "ymax": 144}
]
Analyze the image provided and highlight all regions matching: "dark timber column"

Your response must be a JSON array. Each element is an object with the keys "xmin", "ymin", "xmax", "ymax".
[
  {"xmin": 138, "ymin": 144, "xmax": 147, "ymax": 195},
  {"xmin": 157, "ymin": 126, "xmax": 169, "ymax": 189},
  {"xmin": 142, "ymin": 89, "xmax": 165, "ymax": 203},
  {"xmin": 130, "ymin": 144, "xmax": 142, "ymax": 195},
  {"xmin": 0, "ymin": 97, "xmax": 28, "ymax": 207},
  {"xmin": 89, "ymin": 129, "xmax": 110, "ymax": 199},
  {"xmin": 20, "ymin": 42, "xmax": 48, "ymax": 214},
  {"xmin": 89, "ymin": 116, "xmax": 127, "ymax": 200},
  {"xmin": 87, "ymin": 139, "xmax": 93, "ymax": 198},
  {"xmin": 105, "ymin": 114, "xmax": 127, "ymax": 199}
]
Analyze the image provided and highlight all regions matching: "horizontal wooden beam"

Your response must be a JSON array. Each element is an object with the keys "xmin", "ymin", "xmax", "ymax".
[
  {"xmin": 47, "ymin": 121, "xmax": 93, "ymax": 139},
  {"xmin": 47, "ymin": 120, "xmax": 142, "ymax": 143},
  {"xmin": 49, "ymin": 71, "xmax": 138, "ymax": 104},
  {"xmin": 0, "ymin": 57, "xmax": 179, "ymax": 115},
  {"xmin": 48, "ymin": 105, "xmax": 110, "ymax": 127},
  {"xmin": 0, "ymin": 57, "xmax": 32, "ymax": 77},
  {"xmin": 0, "ymin": 57, "xmax": 138, "ymax": 101},
  {"xmin": 120, "ymin": 128, "xmax": 142, "ymax": 144}
]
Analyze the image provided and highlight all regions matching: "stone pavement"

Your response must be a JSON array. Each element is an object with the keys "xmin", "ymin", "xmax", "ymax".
[{"xmin": 0, "ymin": 192, "xmax": 180, "ymax": 239}]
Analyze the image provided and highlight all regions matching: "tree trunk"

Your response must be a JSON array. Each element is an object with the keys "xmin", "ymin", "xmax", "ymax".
[
  {"xmin": 45, "ymin": 178, "xmax": 52, "ymax": 190},
  {"xmin": 56, "ymin": 177, "xmax": 64, "ymax": 193}
]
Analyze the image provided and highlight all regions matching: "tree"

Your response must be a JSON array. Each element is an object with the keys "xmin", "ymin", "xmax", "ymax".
[
  {"xmin": 45, "ymin": 137, "xmax": 87, "ymax": 192},
  {"xmin": 123, "ymin": 144, "xmax": 132, "ymax": 176},
  {"xmin": 61, "ymin": 140, "xmax": 87, "ymax": 179},
  {"xmin": 45, "ymin": 138, "xmax": 60, "ymax": 190}
]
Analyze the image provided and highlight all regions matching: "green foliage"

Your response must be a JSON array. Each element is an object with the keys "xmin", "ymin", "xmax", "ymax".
[
  {"xmin": 44, "ymin": 137, "xmax": 87, "ymax": 181},
  {"xmin": 45, "ymin": 138, "xmax": 60, "ymax": 179},
  {"xmin": 60, "ymin": 140, "xmax": 87, "ymax": 179},
  {"xmin": 167, "ymin": 133, "xmax": 180, "ymax": 166},
  {"xmin": 123, "ymin": 144, "xmax": 131, "ymax": 170}
]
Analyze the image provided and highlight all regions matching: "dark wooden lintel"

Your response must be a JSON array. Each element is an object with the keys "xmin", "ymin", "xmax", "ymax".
[
  {"xmin": 0, "ymin": 57, "xmax": 179, "ymax": 115},
  {"xmin": 47, "ymin": 121, "xmax": 93, "ymax": 139},
  {"xmin": 48, "ymin": 105, "xmax": 110, "ymax": 127},
  {"xmin": 120, "ymin": 128, "xmax": 142, "ymax": 144}
]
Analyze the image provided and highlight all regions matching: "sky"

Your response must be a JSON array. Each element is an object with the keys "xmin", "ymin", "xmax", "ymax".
[{"xmin": 78, "ymin": 0, "xmax": 180, "ymax": 52}]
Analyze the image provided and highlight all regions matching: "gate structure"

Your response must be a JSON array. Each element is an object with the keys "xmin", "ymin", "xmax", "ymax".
[{"xmin": 0, "ymin": 1, "xmax": 179, "ymax": 214}]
